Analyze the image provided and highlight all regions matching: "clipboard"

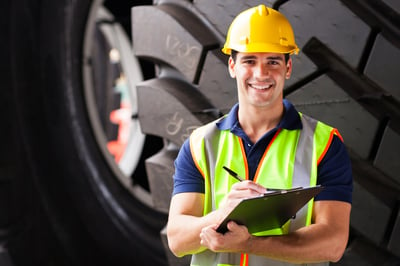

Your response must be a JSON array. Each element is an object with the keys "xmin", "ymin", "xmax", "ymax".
[{"xmin": 216, "ymin": 186, "xmax": 324, "ymax": 234}]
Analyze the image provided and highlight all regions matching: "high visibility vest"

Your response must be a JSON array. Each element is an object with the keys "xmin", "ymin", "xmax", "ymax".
[{"xmin": 189, "ymin": 113, "xmax": 341, "ymax": 266}]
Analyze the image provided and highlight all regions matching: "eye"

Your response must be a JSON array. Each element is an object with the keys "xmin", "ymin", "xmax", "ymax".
[{"xmin": 242, "ymin": 59, "xmax": 255, "ymax": 65}]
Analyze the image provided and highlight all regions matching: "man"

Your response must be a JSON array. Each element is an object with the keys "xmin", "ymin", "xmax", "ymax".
[{"xmin": 167, "ymin": 4, "xmax": 352, "ymax": 266}]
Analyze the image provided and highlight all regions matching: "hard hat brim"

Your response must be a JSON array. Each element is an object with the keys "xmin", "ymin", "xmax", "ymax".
[{"xmin": 222, "ymin": 43, "xmax": 300, "ymax": 55}]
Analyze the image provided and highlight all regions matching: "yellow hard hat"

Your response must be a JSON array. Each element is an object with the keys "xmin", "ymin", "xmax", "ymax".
[{"xmin": 222, "ymin": 5, "xmax": 299, "ymax": 55}]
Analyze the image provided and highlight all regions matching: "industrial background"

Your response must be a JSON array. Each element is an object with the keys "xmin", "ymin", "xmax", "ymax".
[{"xmin": 1, "ymin": 0, "xmax": 399, "ymax": 265}]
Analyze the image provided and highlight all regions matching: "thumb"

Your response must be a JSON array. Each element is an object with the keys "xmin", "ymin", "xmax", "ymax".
[{"xmin": 227, "ymin": 221, "xmax": 240, "ymax": 231}]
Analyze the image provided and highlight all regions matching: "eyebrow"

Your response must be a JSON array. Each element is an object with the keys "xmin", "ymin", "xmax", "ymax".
[
  {"xmin": 240, "ymin": 55, "xmax": 284, "ymax": 61},
  {"xmin": 266, "ymin": 56, "xmax": 284, "ymax": 61}
]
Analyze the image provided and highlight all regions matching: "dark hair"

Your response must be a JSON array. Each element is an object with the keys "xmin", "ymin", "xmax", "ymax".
[
  {"xmin": 230, "ymin": 50, "xmax": 290, "ymax": 63},
  {"xmin": 231, "ymin": 50, "xmax": 238, "ymax": 62}
]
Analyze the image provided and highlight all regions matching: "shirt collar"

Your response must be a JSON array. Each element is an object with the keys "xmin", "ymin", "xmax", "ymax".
[{"xmin": 217, "ymin": 99, "xmax": 302, "ymax": 131}]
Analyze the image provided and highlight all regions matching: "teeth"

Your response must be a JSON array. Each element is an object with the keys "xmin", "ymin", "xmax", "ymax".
[{"xmin": 251, "ymin": 84, "xmax": 272, "ymax": 90}]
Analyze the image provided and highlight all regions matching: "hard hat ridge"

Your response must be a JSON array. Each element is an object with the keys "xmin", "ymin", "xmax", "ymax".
[{"xmin": 257, "ymin": 4, "xmax": 269, "ymax": 16}]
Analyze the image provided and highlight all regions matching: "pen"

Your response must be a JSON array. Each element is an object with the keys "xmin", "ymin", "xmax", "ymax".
[
  {"xmin": 223, "ymin": 166, "xmax": 303, "ymax": 193},
  {"xmin": 223, "ymin": 166, "xmax": 245, "ymax": 182}
]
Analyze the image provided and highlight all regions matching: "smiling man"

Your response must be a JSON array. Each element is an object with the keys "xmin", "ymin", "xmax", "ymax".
[{"xmin": 167, "ymin": 5, "xmax": 352, "ymax": 266}]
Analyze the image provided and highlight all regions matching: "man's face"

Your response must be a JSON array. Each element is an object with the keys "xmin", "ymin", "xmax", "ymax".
[{"xmin": 228, "ymin": 52, "xmax": 292, "ymax": 109}]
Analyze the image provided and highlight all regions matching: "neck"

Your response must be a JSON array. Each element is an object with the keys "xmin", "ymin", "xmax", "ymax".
[{"xmin": 238, "ymin": 102, "xmax": 284, "ymax": 143}]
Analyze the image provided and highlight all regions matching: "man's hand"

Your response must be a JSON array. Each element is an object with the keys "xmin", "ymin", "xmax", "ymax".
[
  {"xmin": 199, "ymin": 180, "xmax": 266, "ymax": 252},
  {"xmin": 200, "ymin": 221, "xmax": 251, "ymax": 253},
  {"xmin": 227, "ymin": 180, "xmax": 267, "ymax": 198},
  {"xmin": 218, "ymin": 180, "xmax": 267, "ymax": 216},
  {"xmin": 167, "ymin": 180, "xmax": 267, "ymax": 257}
]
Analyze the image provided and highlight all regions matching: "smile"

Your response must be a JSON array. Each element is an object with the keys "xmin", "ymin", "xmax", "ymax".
[{"xmin": 249, "ymin": 84, "xmax": 273, "ymax": 90}]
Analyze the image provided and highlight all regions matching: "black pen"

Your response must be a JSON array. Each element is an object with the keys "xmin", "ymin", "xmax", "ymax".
[
  {"xmin": 223, "ymin": 166, "xmax": 245, "ymax": 182},
  {"xmin": 223, "ymin": 166, "xmax": 303, "ymax": 193}
]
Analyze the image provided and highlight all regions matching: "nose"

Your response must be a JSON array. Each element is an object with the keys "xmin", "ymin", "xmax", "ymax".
[{"xmin": 254, "ymin": 62, "xmax": 269, "ymax": 79}]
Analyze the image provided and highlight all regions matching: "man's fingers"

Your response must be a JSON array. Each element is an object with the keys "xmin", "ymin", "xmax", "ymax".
[{"xmin": 231, "ymin": 180, "xmax": 267, "ymax": 194}]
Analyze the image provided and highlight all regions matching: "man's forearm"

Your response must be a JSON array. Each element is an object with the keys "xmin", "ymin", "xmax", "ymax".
[
  {"xmin": 167, "ymin": 210, "xmax": 222, "ymax": 257},
  {"xmin": 246, "ymin": 224, "xmax": 346, "ymax": 263},
  {"xmin": 167, "ymin": 214, "xmax": 207, "ymax": 257},
  {"xmin": 245, "ymin": 201, "xmax": 351, "ymax": 263}
]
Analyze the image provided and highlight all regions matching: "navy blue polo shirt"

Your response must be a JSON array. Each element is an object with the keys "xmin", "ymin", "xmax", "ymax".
[{"xmin": 173, "ymin": 100, "xmax": 353, "ymax": 203}]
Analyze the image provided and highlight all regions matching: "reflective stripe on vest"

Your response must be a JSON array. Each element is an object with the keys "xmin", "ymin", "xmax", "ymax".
[{"xmin": 189, "ymin": 113, "xmax": 337, "ymax": 266}]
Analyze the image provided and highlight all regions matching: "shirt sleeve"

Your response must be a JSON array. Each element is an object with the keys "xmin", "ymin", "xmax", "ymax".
[
  {"xmin": 172, "ymin": 138, "xmax": 205, "ymax": 195},
  {"xmin": 315, "ymin": 135, "xmax": 353, "ymax": 203}
]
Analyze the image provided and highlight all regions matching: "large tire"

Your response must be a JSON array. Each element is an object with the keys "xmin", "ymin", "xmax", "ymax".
[
  {"xmin": 2, "ymin": 0, "xmax": 400, "ymax": 266},
  {"xmin": 4, "ymin": 0, "xmax": 168, "ymax": 265}
]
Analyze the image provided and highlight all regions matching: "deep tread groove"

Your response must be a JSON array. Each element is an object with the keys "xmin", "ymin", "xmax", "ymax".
[
  {"xmin": 358, "ymin": 29, "xmax": 378, "ymax": 73},
  {"xmin": 350, "ymin": 151, "xmax": 400, "ymax": 207},
  {"xmin": 273, "ymin": 0, "xmax": 290, "ymax": 10},
  {"xmin": 368, "ymin": 115, "xmax": 390, "ymax": 162},
  {"xmin": 383, "ymin": 202, "xmax": 400, "ymax": 249},
  {"xmin": 303, "ymin": 37, "xmax": 400, "ymax": 134},
  {"xmin": 341, "ymin": 0, "xmax": 400, "ymax": 49},
  {"xmin": 284, "ymin": 69, "xmax": 327, "ymax": 97}
]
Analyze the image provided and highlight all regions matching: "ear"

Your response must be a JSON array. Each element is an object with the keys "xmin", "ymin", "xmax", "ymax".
[
  {"xmin": 285, "ymin": 57, "xmax": 293, "ymax": 79},
  {"xmin": 228, "ymin": 57, "xmax": 236, "ymax": 78}
]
